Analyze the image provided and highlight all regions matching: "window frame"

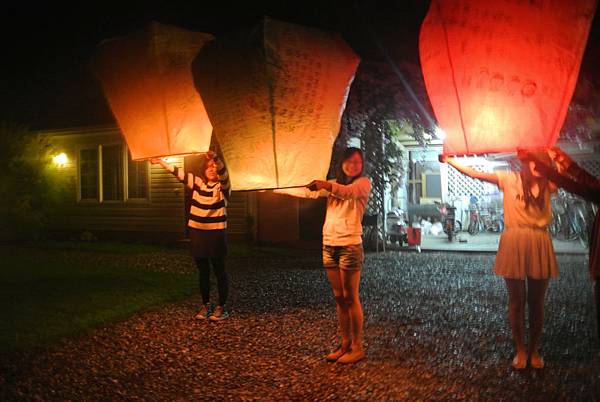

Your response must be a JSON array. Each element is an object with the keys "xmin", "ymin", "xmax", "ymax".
[
  {"xmin": 420, "ymin": 172, "xmax": 442, "ymax": 204},
  {"xmin": 100, "ymin": 143, "xmax": 124, "ymax": 204},
  {"xmin": 76, "ymin": 141, "xmax": 151, "ymax": 204},
  {"xmin": 124, "ymin": 148, "xmax": 151, "ymax": 204},
  {"xmin": 77, "ymin": 145, "xmax": 101, "ymax": 203}
]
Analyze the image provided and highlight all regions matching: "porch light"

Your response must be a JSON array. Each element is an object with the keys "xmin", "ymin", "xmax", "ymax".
[{"xmin": 52, "ymin": 153, "xmax": 68, "ymax": 167}]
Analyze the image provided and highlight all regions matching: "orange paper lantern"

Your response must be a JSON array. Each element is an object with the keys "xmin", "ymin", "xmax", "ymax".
[
  {"xmin": 419, "ymin": 0, "xmax": 596, "ymax": 156},
  {"xmin": 193, "ymin": 18, "xmax": 360, "ymax": 190},
  {"xmin": 92, "ymin": 22, "xmax": 214, "ymax": 160}
]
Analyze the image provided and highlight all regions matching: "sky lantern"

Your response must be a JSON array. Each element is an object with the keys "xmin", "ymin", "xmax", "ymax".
[
  {"xmin": 419, "ymin": 0, "xmax": 596, "ymax": 156},
  {"xmin": 193, "ymin": 18, "xmax": 360, "ymax": 190},
  {"xmin": 92, "ymin": 22, "xmax": 214, "ymax": 160}
]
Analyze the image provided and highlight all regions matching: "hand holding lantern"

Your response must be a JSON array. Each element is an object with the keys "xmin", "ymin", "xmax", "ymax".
[
  {"xmin": 307, "ymin": 180, "xmax": 331, "ymax": 192},
  {"xmin": 548, "ymin": 147, "xmax": 574, "ymax": 174}
]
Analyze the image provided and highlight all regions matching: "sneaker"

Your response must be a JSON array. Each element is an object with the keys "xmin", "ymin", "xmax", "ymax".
[
  {"xmin": 209, "ymin": 305, "xmax": 229, "ymax": 322},
  {"xmin": 194, "ymin": 304, "xmax": 210, "ymax": 320}
]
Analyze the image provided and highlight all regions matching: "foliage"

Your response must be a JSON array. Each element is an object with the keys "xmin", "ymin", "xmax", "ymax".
[
  {"xmin": 384, "ymin": 120, "xmax": 410, "ymax": 207},
  {"xmin": 561, "ymin": 75, "xmax": 600, "ymax": 145},
  {"xmin": 333, "ymin": 60, "xmax": 435, "ymax": 169},
  {"xmin": 331, "ymin": 61, "xmax": 433, "ymax": 216},
  {"xmin": 336, "ymin": 60, "xmax": 434, "ymax": 150},
  {"xmin": 0, "ymin": 122, "xmax": 67, "ymax": 240}
]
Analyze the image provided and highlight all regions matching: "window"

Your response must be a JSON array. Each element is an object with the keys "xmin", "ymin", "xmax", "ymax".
[
  {"xmin": 77, "ymin": 143, "xmax": 149, "ymax": 202},
  {"xmin": 102, "ymin": 145, "xmax": 123, "ymax": 201},
  {"xmin": 80, "ymin": 148, "xmax": 99, "ymax": 200},
  {"xmin": 408, "ymin": 153, "xmax": 442, "ymax": 204},
  {"xmin": 424, "ymin": 173, "xmax": 442, "ymax": 198},
  {"xmin": 127, "ymin": 151, "xmax": 148, "ymax": 199}
]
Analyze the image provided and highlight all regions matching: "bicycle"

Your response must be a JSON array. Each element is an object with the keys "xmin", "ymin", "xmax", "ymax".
[{"xmin": 550, "ymin": 190, "xmax": 592, "ymax": 245}]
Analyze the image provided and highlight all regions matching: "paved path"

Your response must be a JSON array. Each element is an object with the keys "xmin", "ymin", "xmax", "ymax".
[{"xmin": 415, "ymin": 232, "xmax": 588, "ymax": 254}]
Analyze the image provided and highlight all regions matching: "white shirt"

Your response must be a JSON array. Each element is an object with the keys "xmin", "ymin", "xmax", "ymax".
[{"xmin": 275, "ymin": 177, "xmax": 372, "ymax": 246}]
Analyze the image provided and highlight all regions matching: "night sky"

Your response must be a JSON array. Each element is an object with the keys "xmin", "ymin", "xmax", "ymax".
[{"xmin": 1, "ymin": 0, "xmax": 598, "ymax": 129}]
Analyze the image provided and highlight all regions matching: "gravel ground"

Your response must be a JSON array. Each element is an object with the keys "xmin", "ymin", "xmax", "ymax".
[{"xmin": 1, "ymin": 248, "xmax": 599, "ymax": 401}]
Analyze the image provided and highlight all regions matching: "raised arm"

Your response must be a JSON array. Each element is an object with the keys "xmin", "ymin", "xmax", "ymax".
[
  {"xmin": 550, "ymin": 147, "xmax": 600, "ymax": 193},
  {"xmin": 213, "ymin": 152, "xmax": 231, "ymax": 201},
  {"xmin": 151, "ymin": 158, "xmax": 195, "ymax": 190},
  {"xmin": 441, "ymin": 155, "xmax": 499, "ymax": 186},
  {"xmin": 533, "ymin": 149, "xmax": 600, "ymax": 203}
]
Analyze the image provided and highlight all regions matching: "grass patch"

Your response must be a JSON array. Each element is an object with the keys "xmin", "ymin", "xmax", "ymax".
[
  {"xmin": 20, "ymin": 240, "xmax": 312, "ymax": 258},
  {"xmin": 22, "ymin": 240, "xmax": 169, "ymax": 254},
  {"xmin": 0, "ymin": 252, "xmax": 195, "ymax": 352}
]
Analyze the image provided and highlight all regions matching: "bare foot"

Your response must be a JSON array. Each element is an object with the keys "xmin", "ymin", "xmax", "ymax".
[
  {"xmin": 511, "ymin": 352, "xmax": 528, "ymax": 369},
  {"xmin": 530, "ymin": 352, "xmax": 545, "ymax": 369}
]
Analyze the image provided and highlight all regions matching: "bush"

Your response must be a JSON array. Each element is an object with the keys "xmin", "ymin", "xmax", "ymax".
[{"xmin": 0, "ymin": 122, "xmax": 66, "ymax": 240}]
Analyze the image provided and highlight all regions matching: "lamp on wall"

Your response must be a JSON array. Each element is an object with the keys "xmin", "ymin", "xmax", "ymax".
[{"xmin": 52, "ymin": 153, "xmax": 68, "ymax": 167}]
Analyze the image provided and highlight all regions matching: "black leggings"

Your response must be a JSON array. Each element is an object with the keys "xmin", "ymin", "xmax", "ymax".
[{"xmin": 194, "ymin": 257, "xmax": 228, "ymax": 306}]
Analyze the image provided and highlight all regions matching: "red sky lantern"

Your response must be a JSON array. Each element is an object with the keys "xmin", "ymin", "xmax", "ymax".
[
  {"xmin": 92, "ymin": 22, "xmax": 214, "ymax": 160},
  {"xmin": 419, "ymin": 0, "xmax": 596, "ymax": 156},
  {"xmin": 193, "ymin": 18, "xmax": 360, "ymax": 190}
]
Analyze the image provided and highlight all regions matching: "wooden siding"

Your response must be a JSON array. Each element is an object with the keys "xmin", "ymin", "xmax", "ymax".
[
  {"xmin": 227, "ymin": 191, "xmax": 249, "ymax": 236},
  {"xmin": 43, "ymin": 125, "xmax": 250, "ymax": 238}
]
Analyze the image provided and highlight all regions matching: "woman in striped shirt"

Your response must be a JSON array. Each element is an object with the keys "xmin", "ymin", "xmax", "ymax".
[{"xmin": 152, "ymin": 151, "xmax": 231, "ymax": 321}]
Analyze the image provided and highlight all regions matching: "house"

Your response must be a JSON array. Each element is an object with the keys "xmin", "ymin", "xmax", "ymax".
[
  {"xmin": 394, "ymin": 130, "xmax": 600, "ymax": 229},
  {"xmin": 44, "ymin": 125, "xmax": 325, "ymax": 244},
  {"xmin": 45, "ymin": 124, "xmax": 598, "ymax": 243}
]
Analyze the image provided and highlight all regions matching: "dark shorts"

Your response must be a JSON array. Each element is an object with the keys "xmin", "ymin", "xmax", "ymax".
[{"xmin": 322, "ymin": 244, "xmax": 364, "ymax": 271}]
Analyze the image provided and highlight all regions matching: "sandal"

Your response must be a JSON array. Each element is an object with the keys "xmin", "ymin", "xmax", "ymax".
[
  {"xmin": 337, "ymin": 349, "xmax": 365, "ymax": 364},
  {"xmin": 326, "ymin": 343, "xmax": 350, "ymax": 362}
]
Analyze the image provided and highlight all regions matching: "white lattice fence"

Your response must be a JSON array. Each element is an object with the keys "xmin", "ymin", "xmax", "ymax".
[
  {"xmin": 578, "ymin": 158, "xmax": 600, "ymax": 178},
  {"xmin": 447, "ymin": 164, "xmax": 499, "ymax": 198}
]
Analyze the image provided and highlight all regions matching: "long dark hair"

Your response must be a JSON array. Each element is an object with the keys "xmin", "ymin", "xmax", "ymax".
[
  {"xmin": 518, "ymin": 151, "xmax": 552, "ymax": 211},
  {"xmin": 336, "ymin": 147, "xmax": 364, "ymax": 185}
]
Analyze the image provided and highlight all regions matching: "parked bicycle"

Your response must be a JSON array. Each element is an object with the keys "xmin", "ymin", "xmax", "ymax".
[
  {"xmin": 550, "ymin": 189, "xmax": 593, "ymax": 245},
  {"xmin": 467, "ymin": 201, "xmax": 504, "ymax": 235}
]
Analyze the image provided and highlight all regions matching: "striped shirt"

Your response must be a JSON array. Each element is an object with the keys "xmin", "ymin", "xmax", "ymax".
[{"xmin": 170, "ymin": 158, "xmax": 231, "ymax": 230}]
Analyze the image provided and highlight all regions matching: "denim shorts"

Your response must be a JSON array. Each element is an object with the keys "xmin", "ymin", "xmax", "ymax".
[{"xmin": 322, "ymin": 244, "xmax": 364, "ymax": 271}]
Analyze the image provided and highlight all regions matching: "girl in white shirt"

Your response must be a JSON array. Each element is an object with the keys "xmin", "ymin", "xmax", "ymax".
[
  {"xmin": 276, "ymin": 147, "xmax": 371, "ymax": 364},
  {"xmin": 442, "ymin": 151, "xmax": 557, "ymax": 369}
]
